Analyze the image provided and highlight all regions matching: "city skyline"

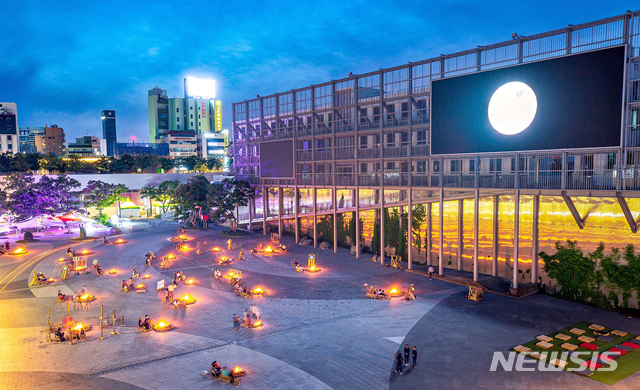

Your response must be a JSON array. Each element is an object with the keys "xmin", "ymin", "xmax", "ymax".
[{"xmin": 0, "ymin": 1, "xmax": 632, "ymax": 142}]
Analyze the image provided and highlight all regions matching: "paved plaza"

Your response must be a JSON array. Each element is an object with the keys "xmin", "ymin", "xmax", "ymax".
[{"xmin": 1, "ymin": 222, "xmax": 640, "ymax": 390}]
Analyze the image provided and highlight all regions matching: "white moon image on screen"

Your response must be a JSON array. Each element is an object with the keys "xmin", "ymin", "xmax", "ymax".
[{"xmin": 488, "ymin": 81, "xmax": 537, "ymax": 135}]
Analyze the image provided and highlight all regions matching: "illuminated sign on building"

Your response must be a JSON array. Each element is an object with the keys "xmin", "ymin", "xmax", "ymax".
[
  {"xmin": 201, "ymin": 99, "xmax": 206, "ymax": 119},
  {"xmin": 184, "ymin": 77, "xmax": 216, "ymax": 99},
  {"xmin": 215, "ymin": 101, "xmax": 222, "ymax": 132}
]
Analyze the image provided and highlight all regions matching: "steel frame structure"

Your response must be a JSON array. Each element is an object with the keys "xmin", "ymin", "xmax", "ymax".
[{"xmin": 231, "ymin": 11, "xmax": 640, "ymax": 288}]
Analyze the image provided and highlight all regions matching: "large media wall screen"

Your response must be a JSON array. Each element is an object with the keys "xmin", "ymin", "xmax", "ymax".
[
  {"xmin": 260, "ymin": 139, "xmax": 294, "ymax": 178},
  {"xmin": 431, "ymin": 45, "xmax": 624, "ymax": 155}
]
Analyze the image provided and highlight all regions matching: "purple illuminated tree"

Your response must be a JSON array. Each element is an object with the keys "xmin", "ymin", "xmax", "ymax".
[
  {"xmin": 207, "ymin": 178, "xmax": 253, "ymax": 232},
  {"xmin": 0, "ymin": 174, "xmax": 81, "ymax": 221}
]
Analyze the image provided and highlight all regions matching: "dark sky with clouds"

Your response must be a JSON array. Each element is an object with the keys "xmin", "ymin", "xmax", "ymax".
[{"xmin": 0, "ymin": 1, "xmax": 634, "ymax": 143}]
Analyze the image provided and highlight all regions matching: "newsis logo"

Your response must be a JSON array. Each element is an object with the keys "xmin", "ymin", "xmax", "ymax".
[{"xmin": 490, "ymin": 351, "xmax": 619, "ymax": 372}]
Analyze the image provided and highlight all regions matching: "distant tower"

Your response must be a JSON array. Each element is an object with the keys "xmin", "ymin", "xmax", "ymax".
[{"xmin": 101, "ymin": 110, "xmax": 116, "ymax": 156}]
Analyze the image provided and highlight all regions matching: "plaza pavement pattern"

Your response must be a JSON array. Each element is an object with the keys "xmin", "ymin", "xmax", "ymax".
[{"xmin": 1, "ymin": 223, "xmax": 640, "ymax": 389}]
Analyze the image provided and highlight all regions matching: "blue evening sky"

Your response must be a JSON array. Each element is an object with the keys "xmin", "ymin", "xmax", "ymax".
[{"xmin": 0, "ymin": 1, "xmax": 634, "ymax": 143}]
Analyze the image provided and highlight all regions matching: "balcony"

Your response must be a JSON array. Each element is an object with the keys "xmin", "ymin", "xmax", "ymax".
[
  {"xmin": 383, "ymin": 146, "xmax": 408, "ymax": 158},
  {"xmin": 358, "ymin": 148, "xmax": 380, "ymax": 159},
  {"xmin": 335, "ymin": 149, "xmax": 355, "ymax": 160},
  {"xmin": 358, "ymin": 174, "xmax": 380, "ymax": 186}
]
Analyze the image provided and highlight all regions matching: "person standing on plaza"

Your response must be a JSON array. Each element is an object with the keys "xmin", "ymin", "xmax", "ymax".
[
  {"xmin": 404, "ymin": 344, "xmax": 410, "ymax": 366},
  {"xmin": 228, "ymin": 239, "xmax": 234, "ymax": 250},
  {"xmin": 233, "ymin": 314, "xmax": 240, "ymax": 332},
  {"xmin": 395, "ymin": 352, "xmax": 403, "ymax": 375},
  {"xmin": 238, "ymin": 248, "xmax": 245, "ymax": 261},
  {"xmin": 428, "ymin": 265, "xmax": 435, "ymax": 279},
  {"xmin": 412, "ymin": 346, "xmax": 417, "ymax": 368}
]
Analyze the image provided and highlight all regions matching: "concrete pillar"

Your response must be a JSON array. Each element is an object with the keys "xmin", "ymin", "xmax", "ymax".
[
  {"xmin": 263, "ymin": 185, "xmax": 268, "ymax": 236},
  {"xmin": 355, "ymin": 188, "xmax": 360, "ymax": 259},
  {"xmin": 513, "ymin": 190, "xmax": 520, "ymax": 289},
  {"xmin": 313, "ymin": 186, "xmax": 318, "ymax": 248},
  {"xmin": 278, "ymin": 186, "xmax": 283, "ymax": 239},
  {"xmin": 248, "ymin": 196, "xmax": 253, "ymax": 231},
  {"xmin": 458, "ymin": 199, "xmax": 463, "ymax": 271},
  {"xmin": 333, "ymin": 187, "xmax": 338, "ymax": 253},
  {"xmin": 492, "ymin": 195, "xmax": 498, "ymax": 276},
  {"xmin": 294, "ymin": 187, "xmax": 299, "ymax": 244},
  {"xmin": 473, "ymin": 189, "xmax": 479, "ymax": 282},
  {"xmin": 407, "ymin": 188, "xmax": 413, "ymax": 270},
  {"xmin": 531, "ymin": 194, "xmax": 539, "ymax": 284},
  {"xmin": 439, "ymin": 188, "xmax": 444, "ymax": 275},
  {"xmin": 380, "ymin": 189, "xmax": 385, "ymax": 265},
  {"xmin": 426, "ymin": 202, "xmax": 432, "ymax": 266}
]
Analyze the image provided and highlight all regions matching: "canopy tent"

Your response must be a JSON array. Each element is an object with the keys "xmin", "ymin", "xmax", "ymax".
[
  {"xmin": 55, "ymin": 212, "xmax": 83, "ymax": 222},
  {"xmin": 9, "ymin": 217, "xmax": 45, "ymax": 230},
  {"xmin": 120, "ymin": 201, "xmax": 140, "ymax": 209}
]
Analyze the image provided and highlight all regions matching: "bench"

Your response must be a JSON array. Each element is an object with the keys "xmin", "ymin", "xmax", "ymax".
[
  {"xmin": 578, "ymin": 335, "xmax": 595, "ymax": 343},
  {"xmin": 514, "ymin": 345, "xmax": 531, "ymax": 353},
  {"xmin": 555, "ymin": 333, "xmax": 571, "ymax": 341},
  {"xmin": 569, "ymin": 328, "xmax": 586, "ymax": 335},
  {"xmin": 536, "ymin": 335, "xmax": 553, "ymax": 343},
  {"xmin": 560, "ymin": 342, "xmax": 578, "ymax": 351},
  {"xmin": 589, "ymin": 324, "xmax": 605, "ymax": 331},
  {"xmin": 611, "ymin": 330, "xmax": 628, "ymax": 337},
  {"xmin": 536, "ymin": 341, "xmax": 554, "ymax": 349}
]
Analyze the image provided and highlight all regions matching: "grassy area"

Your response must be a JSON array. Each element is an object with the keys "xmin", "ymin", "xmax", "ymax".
[
  {"xmin": 512, "ymin": 321, "xmax": 639, "ymax": 385},
  {"xmin": 220, "ymin": 230, "xmax": 248, "ymax": 238}
]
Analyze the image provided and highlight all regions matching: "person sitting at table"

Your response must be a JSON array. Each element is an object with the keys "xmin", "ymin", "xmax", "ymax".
[
  {"xmin": 296, "ymin": 264, "xmax": 303, "ymax": 273},
  {"xmin": 243, "ymin": 287, "xmax": 249, "ymax": 295},
  {"xmin": 96, "ymin": 265, "xmax": 103, "ymax": 275},
  {"xmin": 138, "ymin": 317, "xmax": 143, "ymax": 328},
  {"xmin": 121, "ymin": 280, "xmax": 128, "ymax": 292},
  {"xmin": 145, "ymin": 256, "xmax": 152, "ymax": 266},
  {"xmin": 103, "ymin": 237, "xmax": 108, "ymax": 244},
  {"xmin": 67, "ymin": 247, "xmax": 72, "ymax": 254},
  {"xmin": 291, "ymin": 258, "xmax": 299, "ymax": 267},
  {"xmin": 377, "ymin": 289, "xmax": 385, "ymax": 298},
  {"xmin": 244, "ymin": 314, "xmax": 252, "ymax": 327},
  {"xmin": 177, "ymin": 270, "xmax": 185, "ymax": 280},
  {"xmin": 58, "ymin": 290, "xmax": 66, "ymax": 301},
  {"xmin": 132, "ymin": 268, "xmax": 140, "ymax": 278},
  {"xmin": 234, "ymin": 283, "xmax": 242, "ymax": 295}
]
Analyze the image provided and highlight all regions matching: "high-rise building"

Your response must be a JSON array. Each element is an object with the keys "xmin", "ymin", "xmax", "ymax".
[
  {"xmin": 101, "ymin": 110, "xmax": 116, "ymax": 156},
  {"xmin": 67, "ymin": 136, "xmax": 102, "ymax": 157},
  {"xmin": 197, "ymin": 132, "xmax": 226, "ymax": 159},
  {"xmin": 148, "ymin": 78, "xmax": 221, "ymax": 144},
  {"xmin": 19, "ymin": 126, "xmax": 65, "ymax": 154},
  {"xmin": 19, "ymin": 127, "xmax": 45, "ymax": 153},
  {"xmin": 162, "ymin": 130, "xmax": 197, "ymax": 158},
  {"xmin": 0, "ymin": 103, "xmax": 18, "ymax": 154},
  {"xmin": 44, "ymin": 125, "xmax": 66, "ymax": 155},
  {"xmin": 148, "ymin": 87, "xmax": 168, "ymax": 141},
  {"xmin": 114, "ymin": 142, "xmax": 169, "ymax": 158}
]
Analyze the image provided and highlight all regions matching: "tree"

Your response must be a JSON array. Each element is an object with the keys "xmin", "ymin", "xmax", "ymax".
[
  {"xmin": 10, "ymin": 153, "xmax": 31, "ymax": 172},
  {"xmin": 173, "ymin": 175, "xmax": 212, "ymax": 227},
  {"xmin": 66, "ymin": 154, "xmax": 83, "ymax": 173},
  {"xmin": 82, "ymin": 180, "xmax": 129, "ymax": 217},
  {"xmin": 208, "ymin": 177, "xmax": 253, "ymax": 232},
  {"xmin": 95, "ymin": 156, "xmax": 111, "ymax": 173},
  {"xmin": 539, "ymin": 240, "xmax": 601, "ymax": 303},
  {"xmin": 0, "ymin": 154, "xmax": 11, "ymax": 172},
  {"xmin": 109, "ymin": 154, "xmax": 135, "ymax": 173},
  {"xmin": 159, "ymin": 157, "xmax": 175, "ymax": 172},
  {"xmin": 25, "ymin": 153, "xmax": 41, "ymax": 171},
  {"xmin": 140, "ymin": 180, "xmax": 179, "ymax": 214},
  {"xmin": 40, "ymin": 153, "xmax": 67, "ymax": 173},
  {"xmin": 411, "ymin": 204, "xmax": 428, "ymax": 256},
  {"xmin": 0, "ymin": 174, "xmax": 81, "ymax": 221},
  {"xmin": 204, "ymin": 157, "xmax": 223, "ymax": 172}
]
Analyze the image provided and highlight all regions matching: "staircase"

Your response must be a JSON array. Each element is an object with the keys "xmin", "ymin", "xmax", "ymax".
[{"xmin": 478, "ymin": 276, "xmax": 510, "ymax": 293}]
